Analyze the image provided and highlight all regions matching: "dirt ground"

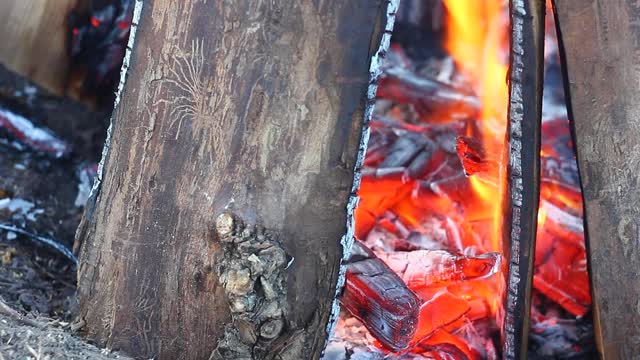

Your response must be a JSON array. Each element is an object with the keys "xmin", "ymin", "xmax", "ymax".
[
  {"xmin": 0, "ymin": 63, "xmax": 130, "ymax": 359},
  {"xmin": 0, "ymin": 239, "xmax": 132, "ymax": 359}
]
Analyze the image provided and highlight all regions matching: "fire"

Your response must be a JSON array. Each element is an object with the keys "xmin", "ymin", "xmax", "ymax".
[
  {"xmin": 329, "ymin": 1, "xmax": 593, "ymax": 358},
  {"xmin": 443, "ymin": 0, "xmax": 509, "ymax": 252}
]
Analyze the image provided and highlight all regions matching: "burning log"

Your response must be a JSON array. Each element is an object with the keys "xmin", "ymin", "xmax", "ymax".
[
  {"xmin": 415, "ymin": 329, "xmax": 478, "ymax": 360},
  {"xmin": 377, "ymin": 249, "xmax": 500, "ymax": 290},
  {"xmin": 341, "ymin": 242, "xmax": 499, "ymax": 353},
  {"xmin": 411, "ymin": 290, "xmax": 471, "ymax": 344},
  {"xmin": 341, "ymin": 241, "xmax": 420, "ymax": 351}
]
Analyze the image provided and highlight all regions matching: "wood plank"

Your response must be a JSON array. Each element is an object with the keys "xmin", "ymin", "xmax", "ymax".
[
  {"xmin": 75, "ymin": 0, "xmax": 390, "ymax": 359},
  {"xmin": 554, "ymin": 0, "xmax": 640, "ymax": 357},
  {"xmin": 0, "ymin": 0, "xmax": 77, "ymax": 94}
]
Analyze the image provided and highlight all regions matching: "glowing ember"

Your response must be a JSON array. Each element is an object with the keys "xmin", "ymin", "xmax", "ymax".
[
  {"xmin": 341, "ymin": 241, "xmax": 420, "ymax": 351},
  {"xmin": 327, "ymin": 1, "xmax": 593, "ymax": 358}
]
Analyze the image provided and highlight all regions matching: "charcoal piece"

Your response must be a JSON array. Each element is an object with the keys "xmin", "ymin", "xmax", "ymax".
[
  {"xmin": 380, "ymin": 133, "xmax": 431, "ymax": 169},
  {"xmin": 541, "ymin": 156, "xmax": 580, "ymax": 190},
  {"xmin": 428, "ymin": 173, "xmax": 476, "ymax": 203},
  {"xmin": 377, "ymin": 66, "xmax": 479, "ymax": 118},
  {"xmin": 69, "ymin": 0, "xmax": 134, "ymax": 104},
  {"xmin": 414, "ymin": 329, "xmax": 477, "ymax": 360},
  {"xmin": 341, "ymin": 241, "xmax": 420, "ymax": 351},
  {"xmin": 407, "ymin": 141, "xmax": 437, "ymax": 179},
  {"xmin": 528, "ymin": 317, "xmax": 596, "ymax": 359}
]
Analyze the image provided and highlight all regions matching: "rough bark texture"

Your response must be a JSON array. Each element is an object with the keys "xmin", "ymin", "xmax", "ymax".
[
  {"xmin": 76, "ymin": 1, "xmax": 386, "ymax": 359},
  {"xmin": 0, "ymin": 0, "xmax": 76, "ymax": 94},
  {"xmin": 554, "ymin": 1, "xmax": 640, "ymax": 358}
]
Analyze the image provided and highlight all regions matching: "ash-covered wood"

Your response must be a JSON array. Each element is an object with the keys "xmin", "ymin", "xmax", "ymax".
[
  {"xmin": 74, "ymin": 1, "xmax": 391, "ymax": 359},
  {"xmin": 377, "ymin": 66, "xmax": 480, "ymax": 119},
  {"xmin": 554, "ymin": 0, "xmax": 640, "ymax": 357}
]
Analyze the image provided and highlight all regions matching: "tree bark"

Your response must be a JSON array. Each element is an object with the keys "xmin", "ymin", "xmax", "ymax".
[
  {"xmin": 0, "ymin": 0, "xmax": 76, "ymax": 94},
  {"xmin": 554, "ymin": 1, "xmax": 640, "ymax": 358},
  {"xmin": 75, "ymin": 1, "xmax": 390, "ymax": 359}
]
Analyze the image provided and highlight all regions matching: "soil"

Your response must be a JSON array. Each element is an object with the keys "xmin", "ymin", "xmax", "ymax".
[{"xmin": 0, "ymin": 242, "xmax": 129, "ymax": 359}]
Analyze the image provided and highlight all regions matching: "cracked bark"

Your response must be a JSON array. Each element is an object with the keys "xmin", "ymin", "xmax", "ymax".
[{"xmin": 75, "ymin": 1, "xmax": 389, "ymax": 359}]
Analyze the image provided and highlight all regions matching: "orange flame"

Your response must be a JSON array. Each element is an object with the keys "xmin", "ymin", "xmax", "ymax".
[{"xmin": 442, "ymin": 0, "xmax": 509, "ymax": 252}]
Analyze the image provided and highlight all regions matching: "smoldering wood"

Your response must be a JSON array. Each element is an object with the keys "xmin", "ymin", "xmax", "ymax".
[
  {"xmin": 377, "ymin": 66, "xmax": 480, "ymax": 118},
  {"xmin": 341, "ymin": 241, "xmax": 420, "ymax": 352},
  {"xmin": 75, "ymin": 1, "xmax": 389, "ymax": 359},
  {"xmin": 554, "ymin": 0, "xmax": 640, "ymax": 357},
  {"xmin": 0, "ymin": 64, "xmax": 108, "ymax": 161}
]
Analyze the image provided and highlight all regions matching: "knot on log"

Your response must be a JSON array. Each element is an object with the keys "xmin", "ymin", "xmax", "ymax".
[{"xmin": 212, "ymin": 212, "xmax": 295, "ymax": 359}]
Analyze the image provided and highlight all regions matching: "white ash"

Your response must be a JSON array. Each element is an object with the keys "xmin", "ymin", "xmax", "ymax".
[
  {"xmin": 75, "ymin": 165, "xmax": 98, "ymax": 208},
  {"xmin": 0, "ymin": 198, "xmax": 43, "ymax": 222},
  {"xmin": 324, "ymin": 315, "xmax": 438, "ymax": 360},
  {"xmin": 0, "ymin": 108, "xmax": 69, "ymax": 158}
]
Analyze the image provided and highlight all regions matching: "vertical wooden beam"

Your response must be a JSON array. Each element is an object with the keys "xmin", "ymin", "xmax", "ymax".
[
  {"xmin": 554, "ymin": 0, "xmax": 640, "ymax": 357},
  {"xmin": 0, "ymin": 0, "xmax": 77, "ymax": 94},
  {"xmin": 502, "ymin": 1, "xmax": 545, "ymax": 358},
  {"xmin": 75, "ymin": 0, "xmax": 392, "ymax": 359}
]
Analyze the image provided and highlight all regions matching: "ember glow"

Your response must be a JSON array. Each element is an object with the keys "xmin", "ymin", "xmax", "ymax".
[{"xmin": 325, "ymin": 1, "xmax": 594, "ymax": 359}]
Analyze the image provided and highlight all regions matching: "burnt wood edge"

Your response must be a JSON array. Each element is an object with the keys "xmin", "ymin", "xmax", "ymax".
[
  {"xmin": 502, "ymin": 0, "xmax": 545, "ymax": 359},
  {"xmin": 321, "ymin": 0, "xmax": 401, "ymax": 357}
]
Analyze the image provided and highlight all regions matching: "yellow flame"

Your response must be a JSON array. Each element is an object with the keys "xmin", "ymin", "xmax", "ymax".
[{"xmin": 442, "ymin": 0, "xmax": 508, "ymax": 252}]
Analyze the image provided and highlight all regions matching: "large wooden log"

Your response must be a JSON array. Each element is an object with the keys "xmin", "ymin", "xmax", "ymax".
[
  {"xmin": 554, "ymin": 1, "xmax": 640, "ymax": 357},
  {"xmin": 0, "ymin": 0, "xmax": 77, "ymax": 94},
  {"xmin": 75, "ymin": 0, "xmax": 392, "ymax": 359}
]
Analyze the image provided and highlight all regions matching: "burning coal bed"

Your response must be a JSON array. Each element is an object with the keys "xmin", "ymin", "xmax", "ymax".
[{"xmin": 324, "ymin": 2, "xmax": 595, "ymax": 359}]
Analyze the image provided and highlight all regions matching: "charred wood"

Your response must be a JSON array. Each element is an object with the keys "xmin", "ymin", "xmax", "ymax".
[{"xmin": 341, "ymin": 241, "xmax": 420, "ymax": 352}]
